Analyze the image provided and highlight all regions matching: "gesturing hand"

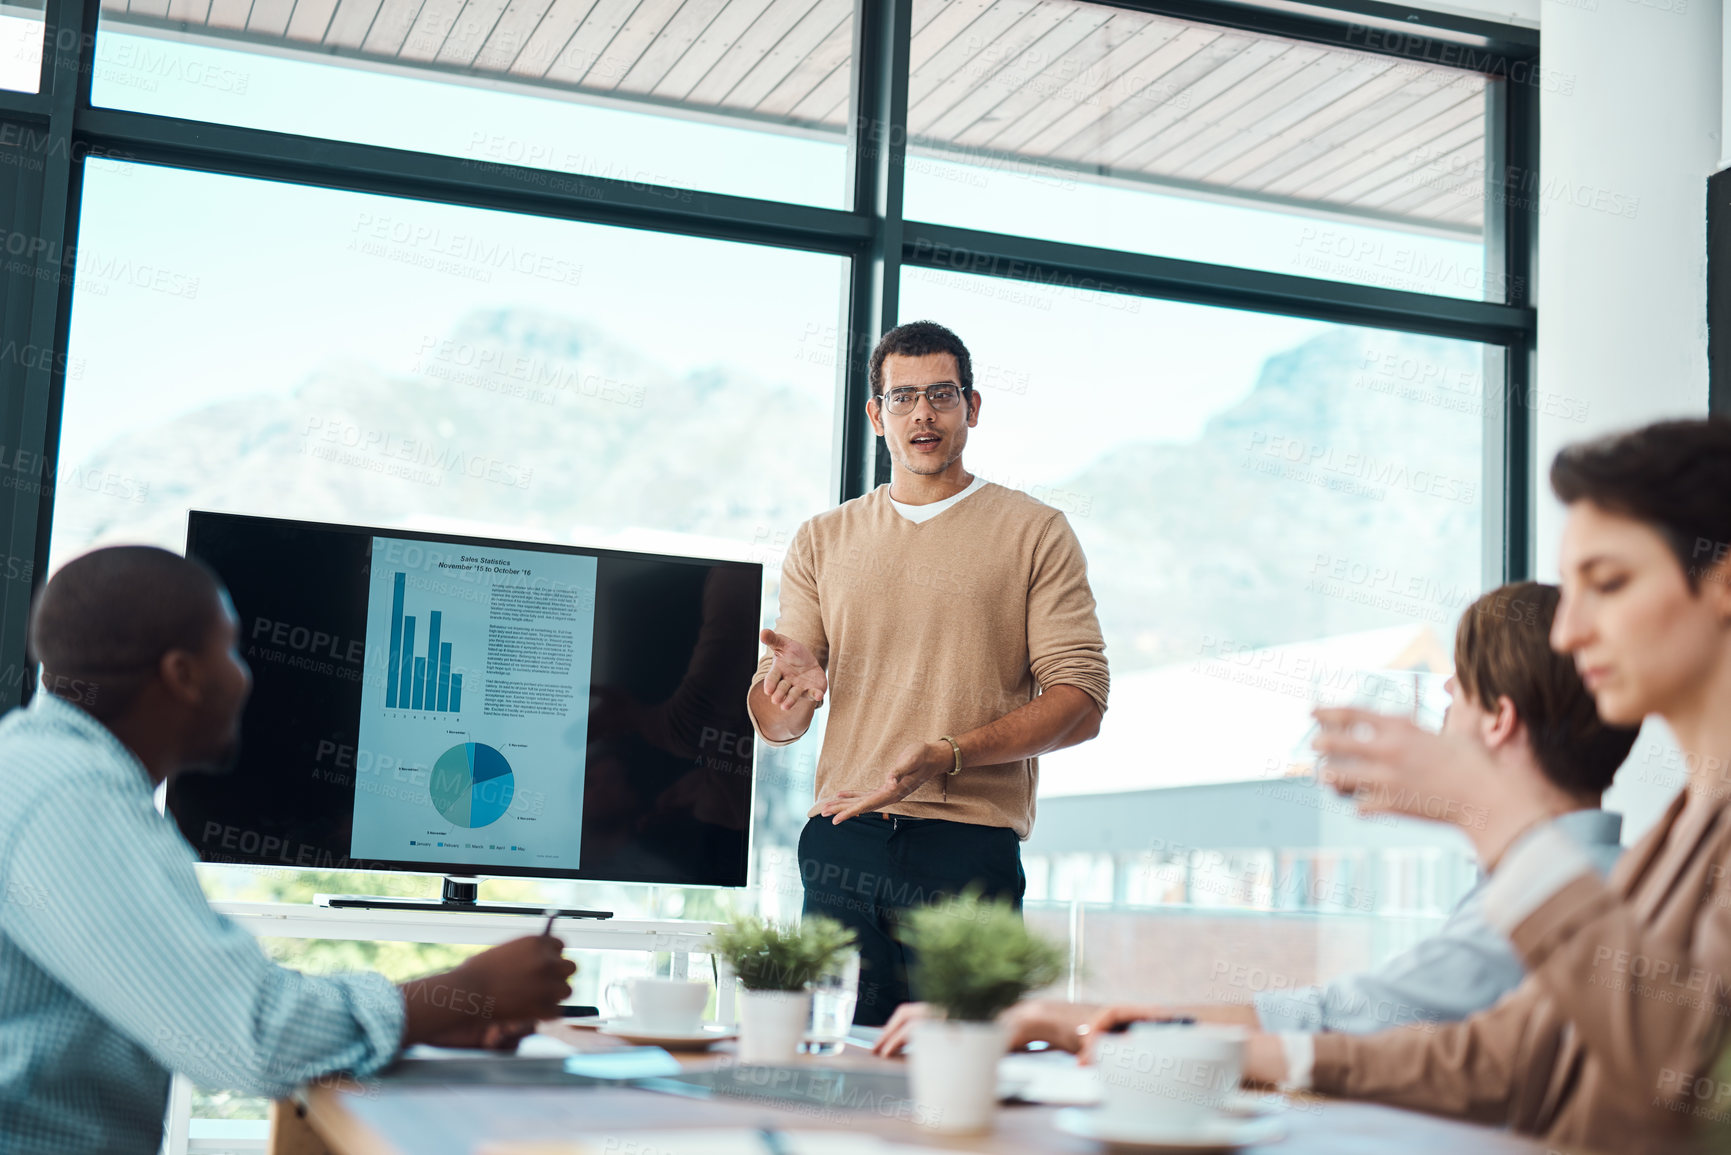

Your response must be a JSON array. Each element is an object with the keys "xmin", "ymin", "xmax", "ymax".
[
  {"xmin": 760, "ymin": 629, "xmax": 827, "ymax": 710},
  {"xmin": 818, "ymin": 739, "xmax": 952, "ymax": 823}
]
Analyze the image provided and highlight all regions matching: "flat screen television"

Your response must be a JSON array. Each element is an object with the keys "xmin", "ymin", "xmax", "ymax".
[{"xmin": 169, "ymin": 512, "xmax": 760, "ymax": 900}]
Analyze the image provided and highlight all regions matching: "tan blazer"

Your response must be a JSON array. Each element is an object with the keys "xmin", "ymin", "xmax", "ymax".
[{"xmin": 1312, "ymin": 790, "xmax": 1731, "ymax": 1154}]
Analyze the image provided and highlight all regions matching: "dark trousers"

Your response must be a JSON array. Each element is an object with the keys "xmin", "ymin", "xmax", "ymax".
[{"xmin": 798, "ymin": 813, "xmax": 1025, "ymax": 1027}]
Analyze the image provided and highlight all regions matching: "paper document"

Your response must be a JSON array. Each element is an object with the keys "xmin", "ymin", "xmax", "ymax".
[{"xmin": 997, "ymin": 1052, "xmax": 1102, "ymax": 1105}]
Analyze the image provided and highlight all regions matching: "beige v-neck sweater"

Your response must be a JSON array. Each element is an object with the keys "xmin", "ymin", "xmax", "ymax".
[{"xmin": 747, "ymin": 482, "xmax": 1109, "ymax": 837}]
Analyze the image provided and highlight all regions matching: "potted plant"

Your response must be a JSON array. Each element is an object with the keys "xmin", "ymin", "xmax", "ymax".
[
  {"xmin": 897, "ymin": 888, "xmax": 1066, "ymax": 1134},
  {"xmin": 713, "ymin": 914, "xmax": 856, "ymax": 1063}
]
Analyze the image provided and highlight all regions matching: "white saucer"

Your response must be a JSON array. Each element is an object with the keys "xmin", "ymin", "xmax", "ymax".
[
  {"xmin": 1052, "ymin": 1107, "xmax": 1285, "ymax": 1151},
  {"xmin": 1222, "ymin": 1092, "xmax": 1286, "ymax": 1118},
  {"xmin": 598, "ymin": 1021, "xmax": 737, "ymax": 1050}
]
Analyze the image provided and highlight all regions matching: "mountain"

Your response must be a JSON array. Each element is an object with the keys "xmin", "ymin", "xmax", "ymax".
[
  {"xmin": 1001, "ymin": 327, "xmax": 1484, "ymax": 671},
  {"xmin": 53, "ymin": 309, "xmax": 834, "ymax": 559},
  {"xmin": 55, "ymin": 313, "xmax": 1483, "ymax": 676}
]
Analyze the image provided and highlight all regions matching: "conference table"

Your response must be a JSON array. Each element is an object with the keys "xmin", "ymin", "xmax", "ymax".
[{"xmin": 270, "ymin": 1024, "xmax": 1571, "ymax": 1155}]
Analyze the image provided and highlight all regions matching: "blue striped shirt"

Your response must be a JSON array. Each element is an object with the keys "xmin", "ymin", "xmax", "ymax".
[{"xmin": 0, "ymin": 691, "xmax": 406, "ymax": 1155}]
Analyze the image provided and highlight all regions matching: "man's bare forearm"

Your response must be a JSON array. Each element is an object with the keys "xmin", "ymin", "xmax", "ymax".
[
  {"xmin": 949, "ymin": 685, "xmax": 1101, "ymax": 768},
  {"xmin": 747, "ymin": 677, "xmax": 819, "ymax": 744}
]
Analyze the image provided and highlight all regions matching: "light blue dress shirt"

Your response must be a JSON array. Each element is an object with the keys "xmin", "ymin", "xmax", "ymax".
[
  {"xmin": 0, "ymin": 691, "xmax": 406, "ymax": 1155},
  {"xmin": 1253, "ymin": 808, "xmax": 1624, "ymax": 1034}
]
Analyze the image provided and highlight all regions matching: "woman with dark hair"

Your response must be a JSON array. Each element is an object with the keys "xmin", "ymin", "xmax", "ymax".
[{"xmin": 1227, "ymin": 416, "xmax": 1731, "ymax": 1153}]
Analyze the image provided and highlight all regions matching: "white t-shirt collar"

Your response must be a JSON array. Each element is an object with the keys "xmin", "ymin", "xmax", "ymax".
[{"xmin": 889, "ymin": 474, "xmax": 987, "ymax": 524}]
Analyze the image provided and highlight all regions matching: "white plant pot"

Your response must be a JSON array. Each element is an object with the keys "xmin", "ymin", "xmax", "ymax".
[
  {"xmin": 907, "ymin": 1018, "xmax": 1011, "ymax": 1135},
  {"xmin": 737, "ymin": 989, "xmax": 812, "ymax": 1064}
]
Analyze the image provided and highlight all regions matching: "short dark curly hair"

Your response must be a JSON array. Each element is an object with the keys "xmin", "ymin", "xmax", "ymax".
[
  {"xmin": 1550, "ymin": 417, "xmax": 1731, "ymax": 591},
  {"xmin": 868, "ymin": 321, "xmax": 973, "ymax": 398},
  {"xmin": 29, "ymin": 545, "xmax": 226, "ymax": 721}
]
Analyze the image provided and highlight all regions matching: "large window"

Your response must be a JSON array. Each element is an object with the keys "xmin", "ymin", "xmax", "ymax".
[
  {"xmin": 1, "ymin": 0, "xmax": 1537, "ymax": 1144},
  {"xmin": 54, "ymin": 159, "xmax": 845, "ymax": 570},
  {"xmin": 900, "ymin": 268, "xmax": 1483, "ymax": 739},
  {"xmin": 901, "ymin": 265, "xmax": 1491, "ymax": 994},
  {"xmin": 54, "ymin": 156, "xmax": 844, "ymax": 909},
  {"xmin": 55, "ymin": 157, "xmax": 844, "ymax": 1128}
]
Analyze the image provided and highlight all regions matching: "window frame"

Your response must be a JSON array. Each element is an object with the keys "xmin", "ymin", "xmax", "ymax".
[{"xmin": 0, "ymin": 0, "xmax": 1538, "ymax": 712}]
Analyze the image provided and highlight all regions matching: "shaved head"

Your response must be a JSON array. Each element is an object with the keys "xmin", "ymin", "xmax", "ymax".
[{"xmin": 29, "ymin": 546, "xmax": 225, "ymax": 721}]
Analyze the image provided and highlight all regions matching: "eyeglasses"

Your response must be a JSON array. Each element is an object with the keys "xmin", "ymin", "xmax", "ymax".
[{"xmin": 874, "ymin": 383, "xmax": 971, "ymax": 416}]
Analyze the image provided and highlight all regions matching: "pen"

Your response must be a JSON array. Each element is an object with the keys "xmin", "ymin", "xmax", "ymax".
[{"xmin": 541, "ymin": 905, "xmax": 558, "ymax": 938}]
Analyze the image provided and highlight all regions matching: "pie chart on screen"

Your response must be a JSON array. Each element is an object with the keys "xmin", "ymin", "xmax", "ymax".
[{"xmin": 429, "ymin": 742, "xmax": 515, "ymax": 828}]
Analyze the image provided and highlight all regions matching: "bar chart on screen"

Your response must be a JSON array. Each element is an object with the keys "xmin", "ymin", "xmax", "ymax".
[{"xmin": 384, "ymin": 572, "xmax": 466, "ymax": 714}]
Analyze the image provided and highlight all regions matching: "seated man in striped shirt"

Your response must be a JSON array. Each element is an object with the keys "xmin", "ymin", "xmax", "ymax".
[{"xmin": 0, "ymin": 546, "xmax": 576, "ymax": 1155}]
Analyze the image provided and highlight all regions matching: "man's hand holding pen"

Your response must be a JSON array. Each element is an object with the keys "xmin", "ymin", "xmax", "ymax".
[{"xmin": 397, "ymin": 914, "xmax": 575, "ymax": 1052}]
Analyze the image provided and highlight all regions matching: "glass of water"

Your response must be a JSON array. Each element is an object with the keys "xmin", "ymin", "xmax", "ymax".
[
  {"xmin": 804, "ymin": 948, "xmax": 860, "ymax": 1054},
  {"xmin": 1289, "ymin": 668, "xmax": 1449, "ymax": 782}
]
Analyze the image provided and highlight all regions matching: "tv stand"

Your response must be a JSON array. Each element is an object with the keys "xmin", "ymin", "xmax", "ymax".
[{"xmin": 316, "ymin": 875, "xmax": 612, "ymax": 919}]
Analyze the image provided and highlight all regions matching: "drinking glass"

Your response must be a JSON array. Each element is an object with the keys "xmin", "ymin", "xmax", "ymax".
[
  {"xmin": 804, "ymin": 948, "xmax": 860, "ymax": 1054},
  {"xmin": 1286, "ymin": 668, "xmax": 1447, "ymax": 782}
]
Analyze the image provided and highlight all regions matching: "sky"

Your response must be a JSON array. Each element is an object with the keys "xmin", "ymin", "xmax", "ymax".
[
  {"xmin": 0, "ymin": 11, "xmax": 39, "ymax": 90},
  {"xmin": 46, "ymin": 25, "xmax": 1487, "ymax": 488},
  {"xmin": 60, "ymin": 158, "xmax": 851, "ymax": 469}
]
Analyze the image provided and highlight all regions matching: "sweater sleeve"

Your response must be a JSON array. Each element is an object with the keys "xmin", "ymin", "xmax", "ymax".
[
  {"xmin": 1025, "ymin": 512, "xmax": 1108, "ymax": 715},
  {"xmin": 0, "ymin": 780, "xmax": 405, "ymax": 1099},
  {"xmin": 1309, "ymin": 985, "xmax": 1534, "ymax": 1125},
  {"xmin": 746, "ymin": 520, "xmax": 828, "ymax": 748}
]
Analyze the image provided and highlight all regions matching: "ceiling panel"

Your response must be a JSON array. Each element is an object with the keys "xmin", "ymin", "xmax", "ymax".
[
  {"xmin": 429, "ymin": 0, "xmax": 511, "ymax": 63},
  {"xmin": 101, "ymin": 0, "xmax": 1490, "ymax": 233},
  {"xmin": 283, "ymin": 0, "xmax": 338, "ymax": 40}
]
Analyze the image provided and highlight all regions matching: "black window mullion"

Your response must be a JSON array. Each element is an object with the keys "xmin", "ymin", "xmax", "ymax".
[
  {"xmin": 1497, "ymin": 335, "xmax": 1537, "ymax": 583},
  {"xmin": 0, "ymin": 89, "xmax": 48, "ymax": 120},
  {"xmin": 0, "ymin": 0, "xmax": 99, "ymax": 711},
  {"xmin": 841, "ymin": 0, "xmax": 911, "ymax": 502},
  {"xmin": 1710, "ymin": 169, "xmax": 1731, "ymax": 417},
  {"xmin": 1087, "ymin": 0, "xmax": 1535, "ymax": 64},
  {"xmin": 1497, "ymin": 65, "xmax": 1540, "ymax": 582},
  {"xmin": 72, "ymin": 108, "xmax": 872, "ymax": 256},
  {"xmin": 902, "ymin": 221, "xmax": 1534, "ymax": 344}
]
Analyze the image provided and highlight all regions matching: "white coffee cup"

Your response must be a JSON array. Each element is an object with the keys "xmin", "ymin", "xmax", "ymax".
[
  {"xmin": 604, "ymin": 978, "xmax": 708, "ymax": 1032},
  {"xmin": 1095, "ymin": 1023, "xmax": 1245, "ymax": 1132}
]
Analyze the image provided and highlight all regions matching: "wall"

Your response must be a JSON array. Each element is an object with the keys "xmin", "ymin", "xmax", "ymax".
[{"xmin": 1539, "ymin": 0, "xmax": 1719, "ymax": 837}]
